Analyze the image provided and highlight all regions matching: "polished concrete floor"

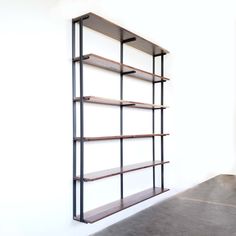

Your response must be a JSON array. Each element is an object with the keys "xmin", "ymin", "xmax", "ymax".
[{"xmin": 93, "ymin": 174, "xmax": 236, "ymax": 236}]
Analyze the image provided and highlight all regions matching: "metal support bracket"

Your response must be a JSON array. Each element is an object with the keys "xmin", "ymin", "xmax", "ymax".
[
  {"xmin": 122, "ymin": 37, "xmax": 136, "ymax": 44},
  {"xmin": 73, "ymin": 55, "xmax": 90, "ymax": 62},
  {"xmin": 122, "ymin": 103, "xmax": 135, "ymax": 107},
  {"xmin": 154, "ymin": 80, "xmax": 166, "ymax": 84},
  {"xmin": 73, "ymin": 14, "xmax": 89, "ymax": 23},
  {"xmin": 122, "ymin": 70, "xmax": 136, "ymax": 75},
  {"xmin": 154, "ymin": 51, "xmax": 166, "ymax": 57}
]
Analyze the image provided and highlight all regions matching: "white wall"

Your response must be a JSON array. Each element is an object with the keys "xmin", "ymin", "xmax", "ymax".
[{"xmin": 0, "ymin": 0, "xmax": 236, "ymax": 235}]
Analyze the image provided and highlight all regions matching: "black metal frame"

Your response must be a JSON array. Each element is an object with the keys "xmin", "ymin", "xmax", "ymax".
[
  {"xmin": 120, "ymin": 36, "xmax": 137, "ymax": 199},
  {"xmin": 160, "ymin": 54, "xmax": 164, "ymax": 189},
  {"xmin": 72, "ymin": 20, "xmax": 76, "ymax": 219},
  {"xmin": 152, "ymin": 55, "xmax": 156, "ymax": 188},
  {"xmin": 72, "ymin": 15, "xmax": 167, "ymax": 222},
  {"xmin": 72, "ymin": 15, "xmax": 88, "ymax": 223},
  {"xmin": 152, "ymin": 52, "xmax": 165, "ymax": 190}
]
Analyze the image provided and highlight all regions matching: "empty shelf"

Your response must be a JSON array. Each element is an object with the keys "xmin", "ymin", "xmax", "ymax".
[
  {"xmin": 74, "ymin": 96, "xmax": 166, "ymax": 109},
  {"xmin": 74, "ymin": 160, "xmax": 169, "ymax": 182},
  {"xmin": 72, "ymin": 12, "xmax": 169, "ymax": 56},
  {"xmin": 75, "ymin": 133, "xmax": 169, "ymax": 142},
  {"xmin": 74, "ymin": 187, "xmax": 169, "ymax": 223},
  {"xmin": 73, "ymin": 54, "xmax": 170, "ymax": 83}
]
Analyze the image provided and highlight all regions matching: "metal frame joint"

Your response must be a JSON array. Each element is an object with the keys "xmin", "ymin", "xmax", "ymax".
[{"xmin": 122, "ymin": 37, "xmax": 136, "ymax": 44}]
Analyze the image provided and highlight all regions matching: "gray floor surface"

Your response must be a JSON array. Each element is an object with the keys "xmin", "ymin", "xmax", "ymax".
[{"xmin": 93, "ymin": 174, "xmax": 236, "ymax": 236}]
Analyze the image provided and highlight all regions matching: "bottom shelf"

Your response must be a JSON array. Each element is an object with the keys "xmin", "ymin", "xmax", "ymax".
[{"xmin": 74, "ymin": 187, "xmax": 169, "ymax": 223}]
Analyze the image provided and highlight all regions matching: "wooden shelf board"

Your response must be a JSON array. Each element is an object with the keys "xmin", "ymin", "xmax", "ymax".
[
  {"xmin": 73, "ymin": 54, "xmax": 170, "ymax": 83},
  {"xmin": 75, "ymin": 160, "xmax": 169, "ymax": 182},
  {"xmin": 74, "ymin": 187, "xmax": 169, "ymax": 223},
  {"xmin": 75, "ymin": 133, "xmax": 169, "ymax": 142},
  {"xmin": 73, "ymin": 12, "xmax": 169, "ymax": 56},
  {"xmin": 74, "ymin": 96, "xmax": 166, "ymax": 109}
]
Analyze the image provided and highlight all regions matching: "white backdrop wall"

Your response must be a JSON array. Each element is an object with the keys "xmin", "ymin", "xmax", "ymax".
[{"xmin": 0, "ymin": 0, "xmax": 236, "ymax": 235}]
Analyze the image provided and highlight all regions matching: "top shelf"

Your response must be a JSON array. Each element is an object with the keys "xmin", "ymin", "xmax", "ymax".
[{"xmin": 73, "ymin": 12, "xmax": 169, "ymax": 56}]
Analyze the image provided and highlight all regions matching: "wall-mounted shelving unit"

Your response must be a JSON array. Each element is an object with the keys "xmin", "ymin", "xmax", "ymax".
[{"xmin": 72, "ymin": 12, "xmax": 170, "ymax": 223}]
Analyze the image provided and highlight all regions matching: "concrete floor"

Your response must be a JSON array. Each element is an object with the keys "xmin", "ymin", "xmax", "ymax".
[{"xmin": 93, "ymin": 174, "xmax": 236, "ymax": 236}]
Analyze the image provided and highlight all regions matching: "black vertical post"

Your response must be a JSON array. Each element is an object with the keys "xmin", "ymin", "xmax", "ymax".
[
  {"xmin": 152, "ymin": 55, "xmax": 156, "ymax": 189},
  {"xmin": 160, "ymin": 53, "xmax": 164, "ymax": 190},
  {"xmin": 79, "ymin": 18, "xmax": 85, "ymax": 221},
  {"xmin": 120, "ymin": 41, "xmax": 124, "ymax": 199},
  {"xmin": 72, "ymin": 21, "xmax": 77, "ymax": 218}
]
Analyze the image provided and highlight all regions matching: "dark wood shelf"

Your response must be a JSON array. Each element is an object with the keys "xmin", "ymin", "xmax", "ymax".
[
  {"xmin": 73, "ymin": 54, "xmax": 170, "ymax": 83},
  {"xmin": 74, "ymin": 96, "xmax": 166, "ymax": 109},
  {"xmin": 75, "ymin": 133, "xmax": 169, "ymax": 142},
  {"xmin": 73, "ymin": 12, "xmax": 169, "ymax": 56},
  {"xmin": 74, "ymin": 187, "xmax": 169, "ymax": 223},
  {"xmin": 74, "ymin": 160, "xmax": 169, "ymax": 182}
]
